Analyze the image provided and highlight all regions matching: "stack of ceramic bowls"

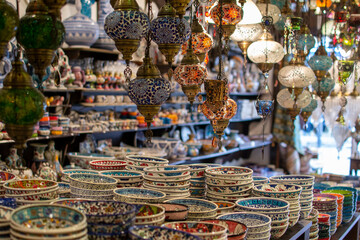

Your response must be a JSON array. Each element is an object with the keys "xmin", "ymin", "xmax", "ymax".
[
  {"xmin": 201, "ymin": 219, "xmax": 247, "ymax": 240},
  {"xmin": 62, "ymin": 169, "xmax": 99, "ymax": 182},
  {"xmin": 134, "ymin": 204, "xmax": 166, "ymax": 226},
  {"xmin": 270, "ymin": 175, "xmax": 315, "ymax": 218},
  {"xmin": 0, "ymin": 205, "xmax": 13, "ymax": 239},
  {"xmin": 305, "ymin": 209, "xmax": 319, "ymax": 240},
  {"xmin": 323, "ymin": 189, "xmax": 354, "ymax": 223},
  {"xmin": 129, "ymin": 225, "xmax": 201, "ymax": 240},
  {"xmin": 252, "ymin": 183, "xmax": 302, "ymax": 227},
  {"xmin": 158, "ymin": 203, "xmax": 189, "ymax": 222},
  {"xmin": 143, "ymin": 166, "xmax": 191, "ymax": 199},
  {"xmin": 313, "ymin": 183, "xmax": 330, "ymax": 193},
  {"xmin": 213, "ymin": 201, "xmax": 236, "ymax": 216},
  {"xmin": 323, "ymin": 192, "xmax": 344, "ymax": 227},
  {"xmin": 67, "ymin": 152, "xmax": 115, "ymax": 169},
  {"xmin": 68, "ymin": 173, "xmax": 117, "ymax": 200},
  {"xmin": 126, "ymin": 155, "xmax": 169, "ymax": 172},
  {"xmin": 312, "ymin": 193, "xmax": 338, "ymax": 235},
  {"xmin": 0, "ymin": 172, "xmax": 15, "ymax": 198},
  {"xmin": 327, "ymin": 186, "xmax": 358, "ymax": 222},
  {"xmin": 100, "ymin": 170, "xmax": 143, "ymax": 188},
  {"xmin": 166, "ymin": 198, "xmax": 218, "ymax": 221},
  {"xmin": 205, "ymin": 167, "xmax": 253, "ymax": 202},
  {"xmin": 58, "ymin": 182, "xmax": 71, "ymax": 198},
  {"xmin": 10, "ymin": 204, "xmax": 87, "ymax": 240},
  {"xmin": 113, "ymin": 187, "xmax": 166, "ymax": 203},
  {"xmin": 4, "ymin": 179, "xmax": 59, "ymax": 206},
  {"xmin": 235, "ymin": 197, "xmax": 289, "ymax": 239},
  {"xmin": 318, "ymin": 213, "xmax": 331, "ymax": 240},
  {"xmin": 90, "ymin": 160, "xmax": 127, "ymax": 171},
  {"xmin": 186, "ymin": 164, "xmax": 208, "ymax": 198},
  {"xmin": 53, "ymin": 199, "xmax": 136, "ymax": 239},
  {"xmin": 217, "ymin": 212, "xmax": 272, "ymax": 240},
  {"xmin": 253, "ymin": 176, "xmax": 268, "ymax": 185}
]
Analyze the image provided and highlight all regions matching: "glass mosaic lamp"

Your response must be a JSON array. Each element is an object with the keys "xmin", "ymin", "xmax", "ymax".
[
  {"xmin": 296, "ymin": 23, "xmax": 315, "ymax": 57},
  {"xmin": 308, "ymin": 45, "xmax": 333, "ymax": 81},
  {"xmin": 301, "ymin": 97, "xmax": 318, "ymax": 123},
  {"xmin": 256, "ymin": 0, "xmax": 281, "ymax": 23},
  {"xmin": 277, "ymin": 87, "xmax": 312, "ymax": 120},
  {"xmin": 168, "ymin": 0, "xmax": 191, "ymax": 18},
  {"xmin": 231, "ymin": 23, "xmax": 263, "ymax": 59},
  {"xmin": 312, "ymin": 73, "xmax": 335, "ymax": 110},
  {"xmin": 0, "ymin": 0, "xmax": 18, "ymax": 60}
]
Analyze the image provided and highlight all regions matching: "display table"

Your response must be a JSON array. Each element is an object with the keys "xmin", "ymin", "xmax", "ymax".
[
  {"xmin": 332, "ymin": 213, "xmax": 360, "ymax": 240},
  {"xmin": 278, "ymin": 220, "xmax": 311, "ymax": 240}
]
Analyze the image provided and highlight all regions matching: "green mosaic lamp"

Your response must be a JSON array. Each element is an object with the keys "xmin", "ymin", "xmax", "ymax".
[{"xmin": 0, "ymin": 0, "xmax": 19, "ymax": 60}]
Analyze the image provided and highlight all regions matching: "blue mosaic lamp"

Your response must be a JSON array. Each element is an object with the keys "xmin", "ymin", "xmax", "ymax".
[
  {"xmin": 301, "ymin": 97, "xmax": 318, "ymax": 123},
  {"xmin": 296, "ymin": 23, "xmax": 315, "ymax": 57},
  {"xmin": 308, "ymin": 45, "xmax": 333, "ymax": 81},
  {"xmin": 312, "ymin": 73, "xmax": 335, "ymax": 110}
]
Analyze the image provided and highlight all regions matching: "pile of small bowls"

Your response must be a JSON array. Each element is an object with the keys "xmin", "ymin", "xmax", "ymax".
[
  {"xmin": 186, "ymin": 164, "xmax": 207, "ymax": 198},
  {"xmin": 0, "ymin": 205, "xmax": 13, "ymax": 239},
  {"xmin": 217, "ymin": 212, "xmax": 272, "ymax": 240},
  {"xmin": 0, "ymin": 172, "xmax": 15, "ymax": 197},
  {"xmin": 126, "ymin": 155, "xmax": 168, "ymax": 172},
  {"xmin": 10, "ymin": 204, "xmax": 87, "ymax": 240},
  {"xmin": 253, "ymin": 176, "xmax": 268, "ymax": 185},
  {"xmin": 163, "ymin": 221, "xmax": 228, "ymax": 240},
  {"xmin": 129, "ymin": 225, "xmax": 201, "ymax": 240},
  {"xmin": 322, "ymin": 189, "xmax": 354, "ymax": 224},
  {"xmin": 100, "ymin": 170, "xmax": 143, "ymax": 188},
  {"xmin": 4, "ymin": 179, "xmax": 59, "ymax": 206},
  {"xmin": 312, "ymin": 193, "xmax": 338, "ymax": 235},
  {"xmin": 90, "ymin": 159, "xmax": 127, "ymax": 171},
  {"xmin": 318, "ymin": 213, "xmax": 331, "ymax": 240},
  {"xmin": 326, "ymin": 186, "xmax": 358, "ymax": 222},
  {"xmin": 134, "ymin": 204, "xmax": 166, "ymax": 226},
  {"xmin": 58, "ymin": 182, "xmax": 71, "ymax": 198},
  {"xmin": 270, "ymin": 175, "xmax": 315, "ymax": 218},
  {"xmin": 158, "ymin": 203, "xmax": 189, "ymax": 222},
  {"xmin": 252, "ymin": 183, "xmax": 302, "ymax": 227},
  {"xmin": 213, "ymin": 201, "xmax": 236, "ymax": 216},
  {"xmin": 205, "ymin": 167, "xmax": 253, "ymax": 202},
  {"xmin": 235, "ymin": 197, "xmax": 290, "ymax": 239},
  {"xmin": 201, "ymin": 219, "xmax": 247, "ymax": 240},
  {"xmin": 113, "ymin": 187, "xmax": 166, "ymax": 203},
  {"xmin": 62, "ymin": 169, "xmax": 99, "ymax": 182},
  {"xmin": 322, "ymin": 192, "xmax": 344, "ymax": 227},
  {"xmin": 305, "ymin": 209, "xmax": 319, "ymax": 240},
  {"xmin": 67, "ymin": 152, "xmax": 115, "ymax": 169},
  {"xmin": 313, "ymin": 183, "xmax": 330, "ymax": 193},
  {"xmin": 53, "ymin": 199, "xmax": 136, "ymax": 239},
  {"xmin": 68, "ymin": 173, "xmax": 117, "ymax": 200},
  {"xmin": 143, "ymin": 166, "xmax": 191, "ymax": 200},
  {"xmin": 166, "ymin": 198, "xmax": 218, "ymax": 221}
]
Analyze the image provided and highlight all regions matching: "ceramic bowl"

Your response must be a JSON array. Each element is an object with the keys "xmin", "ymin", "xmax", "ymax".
[
  {"xmin": 99, "ymin": 170, "xmax": 143, "ymax": 182},
  {"xmin": 157, "ymin": 203, "xmax": 189, "ymax": 221},
  {"xmin": 143, "ymin": 178, "xmax": 191, "ymax": 188},
  {"xmin": 0, "ymin": 172, "xmax": 16, "ymax": 185},
  {"xmin": 126, "ymin": 165, "xmax": 148, "ymax": 172},
  {"xmin": 126, "ymin": 155, "xmax": 169, "ymax": 167},
  {"xmin": 205, "ymin": 167, "xmax": 253, "ymax": 179},
  {"xmin": 4, "ymin": 179, "xmax": 58, "ymax": 195},
  {"xmin": 163, "ymin": 221, "xmax": 227, "ymax": 240},
  {"xmin": 270, "ymin": 223, "xmax": 289, "ymax": 239},
  {"xmin": 134, "ymin": 204, "xmax": 165, "ymax": 223},
  {"xmin": 253, "ymin": 176, "xmax": 268, "ymax": 185},
  {"xmin": 62, "ymin": 169, "xmax": 99, "ymax": 182},
  {"xmin": 201, "ymin": 219, "xmax": 247, "ymax": 239},
  {"xmin": 143, "ymin": 166, "xmax": 190, "ymax": 178},
  {"xmin": 70, "ymin": 185, "xmax": 114, "ymax": 196},
  {"xmin": 69, "ymin": 173, "xmax": 117, "ymax": 190},
  {"xmin": 191, "ymin": 180, "xmax": 206, "ymax": 188},
  {"xmin": 89, "ymin": 160, "xmax": 127, "ymax": 171},
  {"xmin": 214, "ymin": 201, "xmax": 236, "ymax": 215},
  {"xmin": 71, "ymin": 193, "xmax": 114, "ymax": 200},
  {"xmin": 117, "ymin": 180, "xmax": 143, "ymax": 188},
  {"xmin": 217, "ymin": 212, "xmax": 271, "ymax": 234},
  {"xmin": 0, "ymin": 205, "xmax": 13, "ymax": 223},
  {"xmin": 113, "ymin": 188, "xmax": 166, "ymax": 203},
  {"xmin": 6, "ymin": 187, "xmax": 59, "ymax": 201},
  {"xmin": 128, "ymin": 225, "xmax": 201, "ymax": 240},
  {"xmin": 190, "ymin": 188, "xmax": 205, "ymax": 196},
  {"xmin": 207, "ymin": 182, "xmax": 253, "ymax": 194},
  {"xmin": 58, "ymin": 182, "xmax": 70, "ymax": 194},
  {"xmin": 272, "ymin": 218, "xmax": 289, "ymax": 227},
  {"xmin": 270, "ymin": 175, "xmax": 314, "ymax": 183},
  {"xmin": 67, "ymin": 152, "xmax": 115, "ymax": 169},
  {"xmin": 10, "ymin": 228, "xmax": 88, "ymax": 240},
  {"xmin": 165, "ymin": 198, "xmax": 218, "ymax": 216},
  {"xmin": 10, "ymin": 204, "xmax": 86, "ymax": 235},
  {"xmin": 186, "ymin": 164, "xmax": 208, "ymax": 178},
  {"xmin": 253, "ymin": 183, "xmax": 302, "ymax": 199},
  {"xmin": 51, "ymin": 199, "xmax": 136, "ymax": 224},
  {"xmin": 205, "ymin": 177, "xmax": 253, "ymax": 186},
  {"xmin": 235, "ymin": 197, "xmax": 289, "ymax": 212},
  {"xmin": 206, "ymin": 190, "xmax": 251, "ymax": 202}
]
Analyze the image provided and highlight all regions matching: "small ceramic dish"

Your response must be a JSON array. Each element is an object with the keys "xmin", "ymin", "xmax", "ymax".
[
  {"xmin": 217, "ymin": 212, "xmax": 271, "ymax": 234},
  {"xmin": 201, "ymin": 219, "xmax": 247, "ymax": 239},
  {"xmin": 6, "ymin": 187, "xmax": 59, "ymax": 201},
  {"xmin": 113, "ymin": 188, "xmax": 166, "ymax": 203},
  {"xmin": 253, "ymin": 183, "xmax": 302, "ymax": 199},
  {"xmin": 89, "ymin": 160, "xmax": 127, "ymax": 171},
  {"xmin": 205, "ymin": 167, "xmax": 253, "ymax": 178},
  {"xmin": 134, "ymin": 204, "xmax": 166, "ymax": 222},
  {"xmin": 143, "ymin": 166, "xmax": 190, "ymax": 178},
  {"xmin": 67, "ymin": 152, "xmax": 115, "ymax": 169},
  {"xmin": 62, "ymin": 169, "xmax": 99, "ymax": 182},
  {"xmin": 126, "ymin": 155, "xmax": 169, "ymax": 167},
  {"xmin": 70, "ymin": 185, "xmax": 114, "ymax": 196},
  {"xmin": 4, "ymin": 179, "xmax": 58, "ymax": 195},
  {"xmin": 165, "ymin": 198, "xmax": 218, "ymax": 215},
  {"xmin": 99, "ymin": 170, "xmax": 143, "ymax": 182},
  {"xmin": 157, "ymin": 203, "xmax": 189, "ymax": 221},
  {"xmin": 214, "ymin": 201, "xmax": 236, "ymax": 215},
  {"xmin": 128, "ymin": 225, "xmax": 201, "ymax": 240},
  {"xmin": 68, "ymin": 173, "xmax": 117, "ymax": 190},
  {"xmin": 236, "ymin": 197, "xmax": 290, "ymax": 212}
]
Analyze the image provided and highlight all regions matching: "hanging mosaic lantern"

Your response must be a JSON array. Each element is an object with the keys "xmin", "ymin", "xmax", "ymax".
[
  {"xmin": 312, "ymin": 73, "xmax": 335, "ymax": 110},
  {"xmin": 296, "ymin": 23, "xmax": 315, "ymax": 57},
  {"xmin": 256, "ymin": 0, "xmax": 281, "ymax": 23},
  {"xmin": 308, "ymin": 45, "xmax": 333, "ymax": 81},
  {"xmin": 274, "ymin": 0, "xmax": 292, "ymax": 31},
  {"xmin": 231, "ymin": 23, "xmax": 263, "ymax": 60},
  {"xmin": 168, "ymin": 0, "xmax": 191, "ymax": 18},
  {"xmin": 105, "ymin": 0, "xmax": 149, "ymax": 80},
  {"xmin": 16, "ymin": 0, "xmax": 65, "ymax": 88},
  {"xmin": 338, "ymin": 60, "xmax": 355, "ymax": 85},
  {"xmin": 277, "ymin": 87, "xmax": 312, "ymax": 120},
  {"xmin": 42, "ymin": 0, "xmax": 66, "ymax": 19},
  {"xmin": 203, "ymin": 79, "xmax": 227, "ymax": 114},
  {"xmin": 0, "ymin": 0, "xmax": 18, "ymax": 60},
  {"xmin": 301, "ymin": 97, "xmax": 318, "ymax": 123},
  {"xmin": 210, "ymin": 0, "xmax": 243, "ymax": 39}
]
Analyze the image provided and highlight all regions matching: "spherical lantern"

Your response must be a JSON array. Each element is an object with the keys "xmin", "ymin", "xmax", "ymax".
[
  {"xmin": 301, "ymin": 97, "xmax": 318, "ymax": 123},
  {"xmin": 247, "ymin": 30, "xmax": 285, "ymax": 74},
  {"xmin": 105, "ymin": 0, "xmax": 149, "ymax": 63},
  {"xmin": 231, "ymin": 23, "xmax": 263, "ymax": 57},
  {"xmin": 210, "ymin": 0, "xmax": 243, "ymax": 39},
  {"xmin": 151, "ymin": 3, "xmax": 191, "ymax": 65},
  {"xmin": 256, "ymin": 0, "xmax": 281, "ymax": 23},
  {"xmin": 274, "ymin": 0, "xmax": 292, "ymax": 31},
  {"xmin": 308, "ymin": 45, "xmax": 333, "ymax": 81},
  {"xmin": 277, "ymin": 88, "xmax": 312, "ymax": 120},
  {"xmin": 296, "ymin": 24, "xmax": 315, "ymax": 55},
  {"xmin": 0, "ymin": 0, "xmax": 18, "ymax": 60},
  {"xmin": 211, "ymin": 98, "xmax": 237, "ymax": 141},
  {"xmin": 17, "ymin": 0, "xmax": 65, "ymax": 85}
]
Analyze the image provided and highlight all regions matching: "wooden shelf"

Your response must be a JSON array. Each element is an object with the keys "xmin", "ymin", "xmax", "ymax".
[
  {"xmin": 278, "ymin": 220, "xmax": 311, "ymax": 240},
  {"xmin": 332, "ymin": 213, "xmax": 360, "ymax": 240},
  {"xmin": 63, "ymin": 47, "xmax": 119, "ymax": 61}
]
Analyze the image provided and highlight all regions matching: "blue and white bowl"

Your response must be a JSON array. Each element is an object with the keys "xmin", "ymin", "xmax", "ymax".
[
  {"xmin": 253, "ymin": 176, "xmax": 269, "ymax": 185},
  {"xmin": 207, "ymin": 182, "xmax": 253, "ymax": 194},
  {"xmin": 269, "ymin": 175, "xmax": 315, "ymax": 185},
  {"xmin": 253, "ymin": 183, "xmax": 303, "ymax": 199},
  {"xmin": 129, "ymin": 225, "xmax": 201, "ymax": 240},
  {"xmin": 62, "ymin": 169, "xmax": 99, "ymax": 182},
  {"xmin": 69, "ymin": 174, "xmax": 117, "ymax": 191},
  {"xmin": 236, "ymin": 197, "xmax": 290, "ymax": 212},
  {"xmin": 100, "ymin": 170, "xmax": 143, "ymax": 182},
  {"xmin": 143, "ymin": 166, "xmax": 190, "ymax": 178},
  {"xmin": 113, "ymin": 188, "xmax": 166, "ymax": 203},
  {"xmin": 205, "ymin": 167, "xmax": 253, "ymax": 179},
  {"xmin": 217, "ymin": 212, "xmax": 271, "ymax": 234}
]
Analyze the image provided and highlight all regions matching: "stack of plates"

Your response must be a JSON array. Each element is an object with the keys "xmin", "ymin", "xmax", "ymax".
[
  {"xmin": 125, "ymin": 156, "xmax": 168, "ymax": 172},
  {"xmin": 134, "ymin": 204, "xmax": 166, "ymax": 226},
  {"xmin": 253, "ymin": 176, "xmax": 268, "ymax": 185},
  {"xmin": 143, "ymin": 166, "xmax": 191, "ymax": 200},
  {"xmin": 326, "ymin": 186, "xmax": 358, "ymax": 222},
  {"xmin": 305, "ymin": 209, "xmax": 319, "ymax": 240},
  {"xmin": 58, "ymin": 182, "xmax": 71, "ymax": 198},
  {"xmin": 312, "ymin": 193, "xmax": 338, "ymax": 235},
  {"xmin": 4, "ymin": 179, "xmax": 59, "ymax": 206},
  {"xmin": 236, "ymin": 197, "xmax": 290, "ymax": 239},
  {"xmin": 67, "ymin": 152, "xmax": 115, "ymax": 169},
  {"xmin": 323, "ymin": 193, "xmax": 344, "ymax": 227},
  {"xmin": 68, "ymin": 173, "xmax": 117, "ymax": 200},
  {"xmin": 89, "ymin": 160, "xmax": 127, "ymax": 171},
  {"xmin": 10, "ymin": 204, "xmax": 87, "ymax": 240},
  {"xmin": 313, "ymin": 183, "xmax": 330, "ymax": 193},
  {"xmin": 113, "ymin": 187, "xmax": 166, "ymax": 203},
  {"xmin": 323, "ymin": 189, "xmax": 354, "ymax": 223},
  {"xmin": 318, "ymin": 213, "xmax": 331, "ymax": 240},
  {"xmin": 186, "ymin": 164, "xmax": 208, "ymax": 198},
  {"xmin": 0, "ymin": 205, "xmax": 13, "ymax": 240},
  {"xmin": 252, "ymin": 183, "xmax": 302, "ymax": 227},
  {"xmin": 165, "ymin": 198, "xmax": 218, "ymax": 221},
  {"xmin": 62, "ymin": 169, "xmax": 99, "ymax": 182},
  {"xmin": 53, "ymin": 199, "xmax": 136, "ymax": 239},
  {"xmin": 270, "ymin": 175, "xmax": 315, "ymax": 218},
  {"xmin": 100, "ymin": 170, "xmax": 143, "ymax": 188},
  {"xmin": 205, "ymin": 167, "xmax": 253, "ymax": 202},
  {"xmin": 217, "ymin": 212, "xmax": 272, "ymax": 240},
  {"xmin": 0, "ymin": 172, "xmax": 15, "ymax": 198}
]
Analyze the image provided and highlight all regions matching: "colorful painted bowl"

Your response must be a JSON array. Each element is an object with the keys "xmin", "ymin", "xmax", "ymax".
[
  {"xmin": 89, "ymin": 160, "xmax": 127, "ymax": 171},
  {"xmin": 207, "ymin": 182, "xmax": 253, "ymax": 194},
  {"xmin": 143, "ymin": 166, "xmax": 190, "ymax": 178},
  {"xmin": 236, "ymin": 197, "xmax": 289, "ymax": 212},
  {"xmin": 253, "ymin": 176, "xmax": 268, "ymax": 185},
  {"xmin": 10, "ymin": 228, "xmax": 88, "ymax": 240},
  {"xmin": 62, "ymin": 169, "xmax": 99, "ymax": 182},
  {"xmin": 271, "ymin": 223, "xmax": 289, "ymax": 239},
  {"xmin": 186, "ymin": 164, "xmax": 207, "ymax": 178},
  {"xmin": 68, "ymin": 173, "xmax": 117, "ymax": 190},
  {"xmin": 4, "ymin": 179, "xmax": 58, "ymax": 195},
  {"xmin": 157, "ymin": 203, "xmax": 189, "ymax": 221},
  {"xmin": 201, "ymin": 219, "xmax": 247, "ymax": 240},
  {"xmin": 129, "ymin": 225, "xmax": 201, "ymax": 240},
  {"xmin": 163, "ymin": 221, "xmax": 227, "ymax": 240},
  {"xmin": 214, "ymin": 201, "xmax": 236, "ymax": 216},
  {"xmin": 0, "ymin": 172, "xmax": 15, "ymax": 185},
  {"xmin": 113, "ymin": 188, "xmax": 166, "ymax": 203},
  {"xmin": 5, "ymin": 187, "xmax": 59, "ymax": 201},
  {"xmin": 67, "ymin": 152, "xmax": 115, "ymax": 169},
  {"xmin": 252, "ymin": 183, "xmax": 302, "ymax": 199},
  {"xmin": 134, "ymin": 204, "xmax": 166, "ymax": 224},
  {"xmin": 165, "ymin": 198, "xmax": 218, "ymax": 216},
  {"xmin": 70, "ymin": 185, "xmax": 114, "ymax": 196},
  {"xmin": 269, "ymin": 175, "xmax": 315, "ymax": 185},
  {"xmin": 205, "ymin": 167, "xmax": 253, "ymax": 178},
  {"xmin": 217, "ymin": 212, "xmax": 271, "ymax": 234},
  {"xmin": 205, "ymin": 177, "xmax": 253, "ymax": 186},
  {"xmin": 126, "ymin": 155, "xmax": 169, "ymax": 167},
  {"xmin": 99, "ymin": 170, "xmax": 143, "ymax": 182}
]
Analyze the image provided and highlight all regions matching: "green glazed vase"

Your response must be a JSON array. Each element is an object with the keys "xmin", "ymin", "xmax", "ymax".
[{"xmin": 0, "ymin": 0, "xmax": 19, "ymax": 58}]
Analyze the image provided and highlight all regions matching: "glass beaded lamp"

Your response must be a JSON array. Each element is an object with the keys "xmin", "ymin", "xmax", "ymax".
[
  {"xmin": 256, "ymin": 0, "xmax": 281, "ymax": 23},
  {"xmin": 16, "ymin": 0, "xmax": 65, "ymax": 87},
  {"xmin": 0, "ymin": 0, "xmax": 18, "ymax": 60},
  {"xmin": 296, "ymin": 23, "xmax": 315, "ymax": 57},
  {"xmin": 231, "ymin": 23, "xmax": 263, "ymax": 59},
  {"xmin": 301, "ymin": 97, "xmax": 318, "ymax": 123},
  {"xmin": 277, "ymin": 88, "xmax": 312, "ymax": 120},
  {"xmin": 308, "ymin": 45, "xmax": 333, "ymax": 81},
  {"xmin": 312, "ymin": 73, "xmax": 335, "ymax": 109}
]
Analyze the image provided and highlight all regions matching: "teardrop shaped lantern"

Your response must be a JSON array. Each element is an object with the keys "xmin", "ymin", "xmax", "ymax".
[
  {"xmin": 0, "ymin": 0, "xmax": 18, "ymax": 60},
  {"xmin": 308, "ymin": 45, "xmax": 333, "ymax": 81},
  {"xmin": 16, "ymin": 0, "xmax": 65, "ymax": 87}
]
